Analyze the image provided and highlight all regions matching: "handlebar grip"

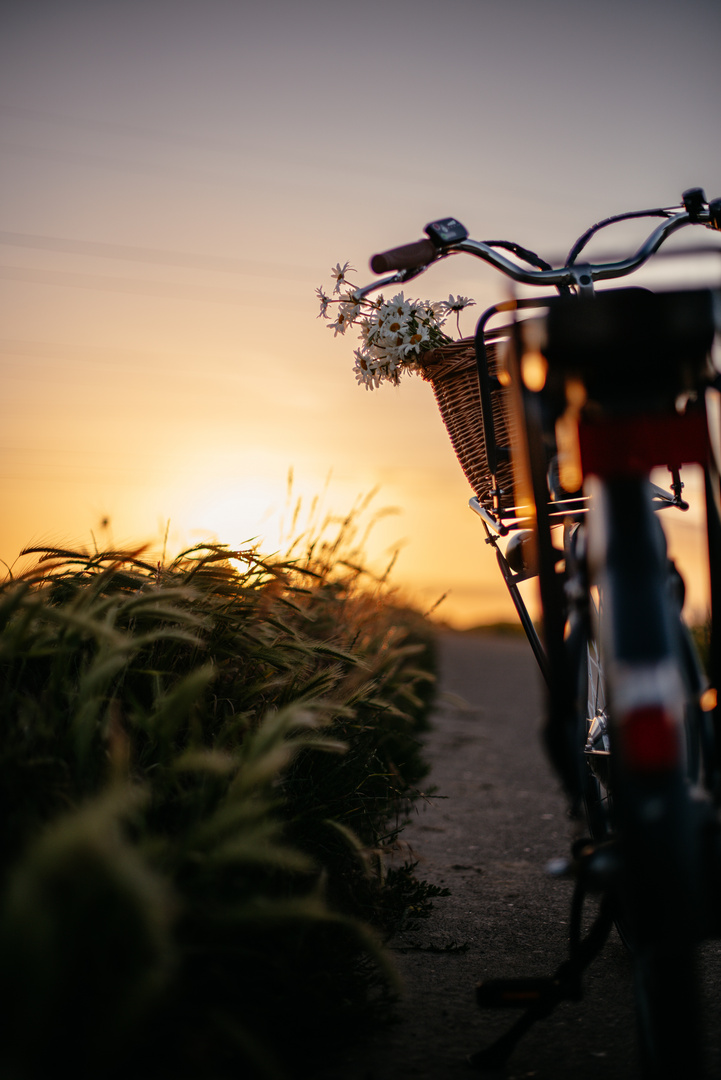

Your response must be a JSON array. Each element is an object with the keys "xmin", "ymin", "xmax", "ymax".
[{"xmin": 370, "ymin": 238, "xmax": 437, "ymax": 274}]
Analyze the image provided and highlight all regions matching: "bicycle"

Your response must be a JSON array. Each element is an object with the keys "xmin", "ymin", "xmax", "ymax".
[{"xmin": 353, "ymin": 188, "xmax": 721, "ymax": 1078}]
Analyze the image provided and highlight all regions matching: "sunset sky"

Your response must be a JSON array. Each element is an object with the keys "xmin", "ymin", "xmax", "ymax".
[{"xmin": 1, "ymin": 0, "xmax": 719, "ymax": 626}]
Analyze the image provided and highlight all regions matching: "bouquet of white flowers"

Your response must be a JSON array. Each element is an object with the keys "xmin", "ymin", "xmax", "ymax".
[{"xmin": 317, "ymin": 262, "xmax": 475, "ymax": 390}]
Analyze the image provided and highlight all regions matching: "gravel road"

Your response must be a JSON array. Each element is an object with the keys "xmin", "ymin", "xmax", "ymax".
[{"xmin": 334, "ymin": 630, "xmax": 721, "ymax": 1080}]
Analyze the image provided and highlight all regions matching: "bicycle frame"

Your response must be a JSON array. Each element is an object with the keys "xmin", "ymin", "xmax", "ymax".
[
  {"xmin": 356, "ymin": 192, "xmax": 721, "ymax": 1077},
  {"xmin": 490, "ymin": 287, "xmax": 720, "ymax": 795}
]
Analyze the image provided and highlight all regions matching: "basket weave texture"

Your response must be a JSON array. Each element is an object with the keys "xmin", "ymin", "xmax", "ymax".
[{"xmin": 418, "ymin": 337, "xmax": 516, "ymax": 510}]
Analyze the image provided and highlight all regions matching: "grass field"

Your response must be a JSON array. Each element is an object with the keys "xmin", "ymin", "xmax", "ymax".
[{"xmin": 0, "ymin": 520, "xmax": 442, "ymax": 1080}]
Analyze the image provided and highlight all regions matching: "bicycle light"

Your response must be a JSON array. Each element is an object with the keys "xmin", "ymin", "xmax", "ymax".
[
  {"xmin": 682, "ymin": 187, "xmax": 707, "ymax": 221},
  {"xmin": 619, "ymin": 704, "xmax": 680, "ymax": 773},
  {"xmin": 424, "ymin": 217, "xmax": 469, "ymax": 246},
  {"xmin": 505, "ymin": 529, "xmax": 538, "ymax": 575}
]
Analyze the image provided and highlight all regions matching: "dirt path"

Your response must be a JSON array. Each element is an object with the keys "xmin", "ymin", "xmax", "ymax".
[{"xmin": 333, "ymin": 630, "xmax": 721, "ymax": 1080}]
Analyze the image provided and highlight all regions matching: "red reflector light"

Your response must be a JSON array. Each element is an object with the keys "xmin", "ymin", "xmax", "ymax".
[
  {"xmin": 578, "ymin": 411, "xmax": 708, "ymax": 478},
  {"xmin": 620, "ymin": 705, "xmax": 679, "ymax": 773}
]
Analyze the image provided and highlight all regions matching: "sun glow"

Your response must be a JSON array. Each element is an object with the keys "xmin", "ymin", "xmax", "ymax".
[{"xmin": 176, "ymin": 479, "xmax": 286, "ymax": 553}]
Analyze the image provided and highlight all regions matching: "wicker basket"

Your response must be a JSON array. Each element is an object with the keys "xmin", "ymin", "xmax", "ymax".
[{"xmin": 418, "ymin": 337, "xmax": 516, "ymax": 512}]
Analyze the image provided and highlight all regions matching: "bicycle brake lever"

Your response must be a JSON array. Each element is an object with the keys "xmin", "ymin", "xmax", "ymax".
[
  {"xmin": 353, "ymin": 263, "xmax": 431, "ymax": 301},
  {"xmin": 707, "ymin": 198, "xmax": 721, "ymax": 231}
]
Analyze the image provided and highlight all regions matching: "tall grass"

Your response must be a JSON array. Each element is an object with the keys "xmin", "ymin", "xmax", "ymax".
[{"xmin": 0, "ymin": 519, "xmax": 441, "ymax": 1079}]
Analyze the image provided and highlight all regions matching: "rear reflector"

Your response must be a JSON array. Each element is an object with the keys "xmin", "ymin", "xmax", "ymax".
[
  {"xmin": 620, "ymin": 704, "xmax": 680, "ymax": 772},
  {"xmin": 578, "ymin": 410, "xmax": 708, "ymax": 478}
]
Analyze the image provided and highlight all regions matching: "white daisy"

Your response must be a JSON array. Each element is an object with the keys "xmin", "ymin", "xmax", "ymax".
[
  {"xmin": 441, "ymin": 294, "xmax": 475, "ymax": 313},
  {"xmin": 378, "ymin": 293, "xmax": 411, "ymax": 324},
  {"xmin": 327, "ymin": 309, "xmax": 352, "ymax": 336},
  {"xmin": 331, "ymin": 261, "xmax": 354, "ymax": 295},
  {"xmin": 353, "ymin": 350, "xmax": 377, "ymax": 390},
  {"xmin": 316, "ymin": 286, "xmax": 332, "ymax": 318},
  {"xmin": 339, "ymin": 297, "xmax": 363, "ymax": 324},
  {"xmin": 401, "ymin": 324, "xmax": 430, "ymax": 356}
]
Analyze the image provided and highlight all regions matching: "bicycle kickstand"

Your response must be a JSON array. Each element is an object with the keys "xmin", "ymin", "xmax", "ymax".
[{"xmin": 468, "ymin": 880, "xmax": 615, "ymax": 1075}]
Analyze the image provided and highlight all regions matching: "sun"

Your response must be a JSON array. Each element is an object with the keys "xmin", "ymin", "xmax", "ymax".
[{"xmin": 174, "ymin": 479, "xmax": 285, "ymax": 554}]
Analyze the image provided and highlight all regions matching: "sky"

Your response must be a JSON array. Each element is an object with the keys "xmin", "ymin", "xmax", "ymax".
[{"xmin": 1, "ymin": 0, "xmax": 719, "ymax": 625}]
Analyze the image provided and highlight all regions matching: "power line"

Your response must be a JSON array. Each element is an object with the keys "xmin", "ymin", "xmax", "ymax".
[
  {"xmin": 0, "ymin": 263, "xmax": 309, "ymax": 306},
  {"xmin": 0, "ymin": 103, "xmax": 249, "ymax": 157},
  {"xmin": 0, "ymin": 229, "xmax": 309, "ymax": 280}
]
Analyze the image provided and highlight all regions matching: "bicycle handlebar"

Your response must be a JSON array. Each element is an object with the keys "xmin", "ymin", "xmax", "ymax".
[
  {"xmin": 360, "ymin": 191, "xmax": 721, "ymax": 302},
  {"xmin": 454, "ymin": 211, "xmax": 694, "ymax": 289},
  {"xmin": 370, "ymin": 238, "xmax": 437, "ymax": 274}
]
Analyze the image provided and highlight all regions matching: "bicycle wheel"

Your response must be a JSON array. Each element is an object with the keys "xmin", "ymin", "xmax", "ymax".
[
  {"xmin": 621, "ymin": 739, "xmax": 705, "ymax": 1079},
  {"xmin": 580, "ymin": 587, "xmax": 613, "ymax": 842},
  {"xmin": 576, "ymin": 484, "xmax": 708, "ymax": 1078},
  {"xmin": 580, "ymin": 570, "xmax": 706, "ymax": 846},
  {"xmin": 628, "ymin": 611, "xmax": 707, "ymax": 1079},
  {"xmin": 633, "ymin": 939, "xmax": 702, "ymax": 1078}
]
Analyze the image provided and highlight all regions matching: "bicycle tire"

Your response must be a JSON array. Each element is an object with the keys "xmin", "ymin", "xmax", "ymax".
[
  {"xmin": 573, "ymin": 500, "xmax": 709, "ymax": 1078},
  {"xmin": 579, "ymin": 571, "xmax": 706, "ymax": 845},
  {"xmin": 634, "ymin": 941, "xmax": 702, "ymax": 1079}
]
